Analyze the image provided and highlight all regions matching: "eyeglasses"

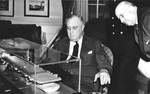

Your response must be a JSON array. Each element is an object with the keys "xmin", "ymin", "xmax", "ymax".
[{"xmin": 67, "ymin": 26, "xmax": 79, "ymax": 31}]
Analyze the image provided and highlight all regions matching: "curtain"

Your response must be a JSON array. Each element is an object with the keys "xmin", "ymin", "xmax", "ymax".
[{"xmin": 59, "ymin": 0, "xmax": 75, "ymax": 38}]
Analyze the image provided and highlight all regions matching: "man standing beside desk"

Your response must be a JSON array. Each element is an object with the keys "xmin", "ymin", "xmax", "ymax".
[
  {"xmin": 52, "ymin": 14, "xmax": 112, "ymax": 94},
  {"xmin": 115, "ymin": 1, "xmax": 150, "ymax": 94}
]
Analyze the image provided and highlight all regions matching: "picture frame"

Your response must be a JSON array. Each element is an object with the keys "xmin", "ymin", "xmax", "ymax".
[
  {"xmin": 0, "ymin": 0, "xmax": 14, "ymax": 17},
  {"xmin": 24, "ymin": 0, "xmax": 49, "ymax": 17}
]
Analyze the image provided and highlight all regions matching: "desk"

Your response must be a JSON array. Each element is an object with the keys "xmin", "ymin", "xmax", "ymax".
[
  {"xmin": 0, "ymin": 67, "xmax": 77, "ymax": 94},
  {"xmin": 0, "ymin": 38, "xmax": 79, "ymax": 94}
]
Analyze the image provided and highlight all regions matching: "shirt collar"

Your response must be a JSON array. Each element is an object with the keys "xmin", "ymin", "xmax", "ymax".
[{"xmin": 70, "ymin": 36, "xmax": 83, "ymax": 45}]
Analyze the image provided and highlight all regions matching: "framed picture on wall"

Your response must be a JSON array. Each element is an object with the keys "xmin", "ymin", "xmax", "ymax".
[
  {"xmin": 0, "ymin": 0, "xmax": 14, "ymax": 17},
  {"xmin": 24, "ymin": 0, "xmax": 49, "ymax": 17}
]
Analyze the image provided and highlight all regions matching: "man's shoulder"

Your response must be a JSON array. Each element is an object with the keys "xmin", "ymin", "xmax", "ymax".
[
  {"xmin": 138, "ymin": 7, "xmax": 150, "ymax": 16},
  {"xmin": 55, "ymin": 37, "xmax": 69, "ymax": 43},
  {"xmin": 84, "ymin": 35, "xmax": 102, "ymax": 44}
]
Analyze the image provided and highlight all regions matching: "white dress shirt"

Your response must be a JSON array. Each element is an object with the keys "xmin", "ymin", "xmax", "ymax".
[
  {"xmin": 138, "ymin": 58, "xmax": 150, "ymax": 79},
  {"xmin": 67, "ymin": 36, "xmax": 83, "ymax": 60}
]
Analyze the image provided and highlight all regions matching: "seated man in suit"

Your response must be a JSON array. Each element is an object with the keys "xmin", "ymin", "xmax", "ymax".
[{"xmin": 52, "ymin": 14, "xmax": 112, "ymax": 94}]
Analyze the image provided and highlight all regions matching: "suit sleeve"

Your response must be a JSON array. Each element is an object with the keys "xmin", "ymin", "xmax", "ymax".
[
  {"xmin": 95, "ymin": 41, "xmax": 112, "ymax": 75},
  {"xmin": 139, "ymin": 13, "xmax": 150, "ymax": 58}
]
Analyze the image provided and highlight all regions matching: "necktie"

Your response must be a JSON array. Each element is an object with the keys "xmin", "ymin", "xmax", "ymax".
[
  {"xmin": 69, "ymin": 41, "xmax": 79, "ymax": 63},
  {"xmin": 72, "ymin": 41, "xmax": 79, "ymax": 57}
]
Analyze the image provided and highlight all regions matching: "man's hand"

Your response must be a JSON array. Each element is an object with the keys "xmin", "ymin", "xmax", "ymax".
[{"xmin": 94, "ymin": 69, "xmax": 110, "ymax": 85}]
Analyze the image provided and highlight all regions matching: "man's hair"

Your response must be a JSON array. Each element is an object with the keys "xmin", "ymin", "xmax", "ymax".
[
  {"xmin": 65, "ymin": 14, "xmax": 84, "ymax": 25},
  {"xmin": 115, "ymin": 1, "xmax": 135, "ymax": 18}
]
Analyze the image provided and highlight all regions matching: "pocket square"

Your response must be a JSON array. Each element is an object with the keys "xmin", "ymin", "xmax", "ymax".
[{"xmin": 88, "ymin": 50, "xmax": 92, "ymax": 54}]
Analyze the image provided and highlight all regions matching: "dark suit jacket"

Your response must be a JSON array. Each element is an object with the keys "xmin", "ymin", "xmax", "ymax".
[
  {"xmin": 135, "ymin": 7, "xmax": 150, "ymax": 60},
  {"xmin": 53, "ymin": 35, "xmax": 112, "ymax": 76},
  {"xmin": 52, "ymin": 35, "xmax": 112, "ymax": 92}
]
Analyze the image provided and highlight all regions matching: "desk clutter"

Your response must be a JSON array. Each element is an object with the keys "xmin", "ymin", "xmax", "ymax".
[
  {"xmin": 37, "ymin": 82, "xmax": 60, "ymax": 93},
  {"xmin": 0, "ymin": 51, "xmax": 61, "ymax": 84},
  {"xmin": 0, "ymin": 64, "xmax": 61, "ymax": 92},
  {"xmin": 0, "ymin": 51, "xmax": 61, "ymax": 93},
  {"xmin": 0, "ymin": 38, "xmax": 62, "ymax": 93}
]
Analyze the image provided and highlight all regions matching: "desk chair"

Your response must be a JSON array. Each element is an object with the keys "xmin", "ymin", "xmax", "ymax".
[
  {"xmin": 100, "ymin": 44, "xmax": 113, "ymax": 94},
  {"xmin": 84, "ymin": 18, "xmax": 113, "ymax": 94},
  {"xmin": 84, "ymin": 18, "xmax": 108, "ymax": 45}
]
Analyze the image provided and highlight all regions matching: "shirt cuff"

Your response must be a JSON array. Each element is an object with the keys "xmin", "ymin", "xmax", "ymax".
[{"xmin": 100, "ymin": 69, "xmax": 109, "ymax": 73}]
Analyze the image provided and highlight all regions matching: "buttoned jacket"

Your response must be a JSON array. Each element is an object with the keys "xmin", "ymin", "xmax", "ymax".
[{"xmin": 53, "ymin": 35, "xmax": 112, "ymax": 77}]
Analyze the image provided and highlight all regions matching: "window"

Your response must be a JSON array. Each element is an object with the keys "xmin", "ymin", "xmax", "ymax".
[{"xmin": 88, "ymin": 0, "xmax": 110, "ymax": 20}]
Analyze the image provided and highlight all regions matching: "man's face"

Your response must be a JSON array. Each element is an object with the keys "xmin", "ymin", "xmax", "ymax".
[
  {"xmin": 118, "ymin": 10, "xmax": 136, "ymax": 26},
  {"xmin": 66, "ymin": 17, "xmax": 84, "ymax": 42},
  {"xmin": 116, "ymin": 5, "xmax": 136, "ymax": 26}
]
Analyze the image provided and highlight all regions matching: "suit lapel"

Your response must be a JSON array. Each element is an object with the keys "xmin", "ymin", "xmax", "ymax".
[
  {"xmin": 64, "ymin": 38, "xmax": 70, "ymax": 53},
  {"xmin": 80, "ymin": 36, "xmax": 91, "ymax": 58},
  {"xmin": 59, "ymin": 38, "xmax": 70, "ymax": 60}
]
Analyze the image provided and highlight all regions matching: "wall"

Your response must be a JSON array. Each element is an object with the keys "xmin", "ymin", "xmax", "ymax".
[{"xmin": 0, "ymin": 0, "xmax": 63, "ymax": 46}]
